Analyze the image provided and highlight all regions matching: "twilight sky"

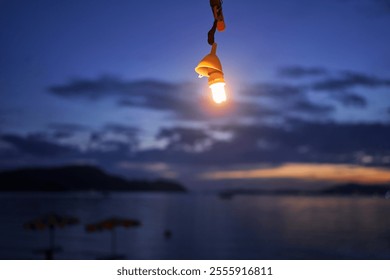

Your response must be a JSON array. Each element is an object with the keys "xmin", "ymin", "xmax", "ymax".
[{"xmin": 1, "ymin": 0, "xmax": 390, "ymax": 190}]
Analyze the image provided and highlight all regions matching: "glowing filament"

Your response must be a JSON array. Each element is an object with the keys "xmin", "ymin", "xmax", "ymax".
[{"xmin": 209, "ymin": 82, "xmax": 227, "ymax": 104}]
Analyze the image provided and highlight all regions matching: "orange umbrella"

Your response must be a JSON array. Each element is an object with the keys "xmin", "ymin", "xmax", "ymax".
[
  {"xmin": 86, "ymin": 217, "xmax": 141, "ymax": 259},
  {"xmin": 24, "ymin": 213, "xmax": 79, "ymax": 259},
  {"xmin": 86, "ymin": 217, "xmax": 140, "ymax": 232}
]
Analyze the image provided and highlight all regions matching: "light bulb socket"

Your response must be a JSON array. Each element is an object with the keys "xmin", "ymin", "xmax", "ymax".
[
  {"xmin": 195, "ymin": 43, "xmax": 224, "ymax": 78},
  {"xmin": 208, "ymin": 71, "xmax": 225, "ymax": 86}
]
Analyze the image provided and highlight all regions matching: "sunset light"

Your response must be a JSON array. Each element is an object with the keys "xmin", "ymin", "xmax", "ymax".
[{"xmin": 202, "ymin": 163, "xmax": 390, "ymax": 185}]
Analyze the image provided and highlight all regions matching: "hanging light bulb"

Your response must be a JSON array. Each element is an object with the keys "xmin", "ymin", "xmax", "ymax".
[
  {"xmin": 209, "ymin": 82, "xmax": 226, "ymax": 104},
  {"xmin": 195, "ymin": 43, "xmax": 227, "ymax": 104}
]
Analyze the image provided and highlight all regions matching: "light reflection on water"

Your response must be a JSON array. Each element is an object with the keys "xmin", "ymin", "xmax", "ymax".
[
  {"xmin": 232, "ymin": 196, "xmax": 390, "ymax": 259},
  {"xmin": 0, "ymin": 193, "xmax": 389, "ymax": 259}
]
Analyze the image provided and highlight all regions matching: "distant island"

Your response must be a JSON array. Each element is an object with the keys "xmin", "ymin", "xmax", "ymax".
[
  {"xmin": 219, "ymin": 183, "xmax": 390, "ymax": 199},
  {"xmin": 0, "ymin": 165, "xmax": 186, "ymax": 193}
]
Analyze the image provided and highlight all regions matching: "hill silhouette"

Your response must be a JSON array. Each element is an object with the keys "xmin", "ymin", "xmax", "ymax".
[
  {"xmin": 320, "ymin": 183, "xmax": 389, "ymax": 196},
  {"xmin": 219, "ymin": 183, "xmax": 390, "ymax": 198},
  {"xmin": 0, "ymin": 165, "xmax": 186, "ymax": 192}
]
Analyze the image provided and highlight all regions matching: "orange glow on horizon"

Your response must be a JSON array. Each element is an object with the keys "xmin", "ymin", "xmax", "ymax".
[{"xmin": 201, "ymin": 163, "xmax": 390, "ymax": 184}]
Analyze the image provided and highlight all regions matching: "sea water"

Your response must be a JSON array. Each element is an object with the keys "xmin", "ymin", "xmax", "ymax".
[{"xmin": 0, "ymin": 193, "xmax": 389, "ymax": 259}]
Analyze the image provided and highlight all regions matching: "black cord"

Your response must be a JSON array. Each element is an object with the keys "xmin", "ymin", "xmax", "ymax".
[
  {"xmin": 207, "ymin": 19, "xmax": 217, "ymax": 45},
  {"xmin": 208, "ymin": 0, "xmax": 224, "ymax": 45}
]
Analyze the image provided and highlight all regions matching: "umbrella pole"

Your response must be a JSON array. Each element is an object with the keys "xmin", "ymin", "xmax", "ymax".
[
  {"xmin": 50, "ymin": 227, "xmax": 55, "ymax": 251},
  {"xmin": 46, "ymin": 227, "xmax": 55, "ymax": 260},
  {"xmin": 111, "ymin": 229, "xmax": 116, "ymax": 257}
]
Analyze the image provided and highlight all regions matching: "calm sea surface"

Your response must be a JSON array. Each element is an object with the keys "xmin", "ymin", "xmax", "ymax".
[{"xmin": 0, "ymin": 193, "xmax": 389, "ymax": 259}]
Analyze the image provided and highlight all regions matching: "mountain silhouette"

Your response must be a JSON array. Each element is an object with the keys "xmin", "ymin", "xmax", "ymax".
[
  {"xmin": 219, "ymin": 183, "xmax": 390, "ymax": 198},
  {"xmin": 320, "ymin": 183, "xmax": 389, "ymax": 196},
  {"xmin": 0, "ymin": 165, "xmax": 186, "ymax": 192}
]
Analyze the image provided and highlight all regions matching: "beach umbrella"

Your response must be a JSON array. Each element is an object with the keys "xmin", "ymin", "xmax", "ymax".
[
  {"xmin": 86, "ymin": 217, "xmax": 141, "ymax": 259},
  {"xmin": 24, "ymin": 213, "xmax": 79, "ymax": 259}
]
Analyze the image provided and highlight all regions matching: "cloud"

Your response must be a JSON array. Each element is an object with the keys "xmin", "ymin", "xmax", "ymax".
[
  {"xmin": 156, "ymin": 127, "xmax": 213, "ymax": 152},
  {"xmin": 103, "ymin": 123, "xmax": 139, "ymax": 138},
  {"xmin": 117, "ymin": 161, "xmax": 177, "ymax": 179},
  {"xmin": 119, "ymin": 94, "xmax": 280, "ymax": 121},
  {"xmin": 48, "ymin": 76, "xmax": 337, "ymax": 122},
  {"xmin": 289, "ymin": 100, "xmax": 334, "ymax": 114},
  {"xmin": 132, "ymin": 120, "xmax": 390, "ymax": 168},
  {"xmin": 0, "ymin": 133, "xmax": 75, "ymax": 157},
  {"xmin": 48, "ymin": 76, "xmax": 189, "ymax": 100},
  {"xmin": 47, "ymin": 123, "xmax": 90, "ymax": 139},
  {"xmin": 39, "ymin": 123, "xmax": 139, "ymax": 152},
  {"xmin": 201, "ymin": 163, "xmax": 390, "ymax": 184},
  {"xmin": 43, "ymin": 72, "xmax": 389, "ymax": 176},
  {"xmin": 223, "ymin": 120, "xmax": 390, "ymax": 166},
  {"xmin": 1, "ymin": 119, "xmax": 390, "ymax": 187},
  {"xmin": 278, "ymin": 66, "xmax": 328, "ymax": 78},
  {"xmin": 312, "ymin": 71, "xmax": 390, "ymax": 92},
  {"xmin": 49, "ymin": 76, "xmax": 246, "ymax": 121},
  {"xmin": 85, "ymin": 124, "xmax": 140, "ymax": 153},
  {"xmin": 0, "ymin": 122, "xmax": 141, "ymax": 159},
  {"xmin": 276, "ymin": 66, "xmax": 379, "ymax": 109},
  {"xmin": 48, "ymin": 76, "xmax": 213, "ymax": 119},
  {"xmin": 263, "ymin": 120, "xmax": 390, "ymax": 157},
  {"xmin": 334, "ymin": 93, "xmax": 367, "ymax": 108},
  {"xmin": 241, "ymin": 83, "xmax": 335, "ymax": 119},
  {"xmin": 243, "ymin": 83, "xmax": 304, "ymax": 98}
]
